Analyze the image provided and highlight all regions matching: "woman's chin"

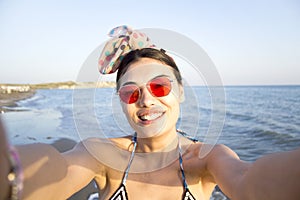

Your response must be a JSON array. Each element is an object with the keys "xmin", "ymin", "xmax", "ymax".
[{"xmin": 131, "ymin": 117, "xmax": 167, "ymax": 139}]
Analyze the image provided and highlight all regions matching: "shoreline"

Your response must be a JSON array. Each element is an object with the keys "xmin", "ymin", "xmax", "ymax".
[
  {"xmin": 0, "ymin": 90, "xmax": 36, "ymax": 113},
  {"xmin": 0, "ymin": 81, "xmax": 116, "ymax": 113},
  {"xmin": 0, "ymin": 81, "xmax": 116, "ymax": 90}
]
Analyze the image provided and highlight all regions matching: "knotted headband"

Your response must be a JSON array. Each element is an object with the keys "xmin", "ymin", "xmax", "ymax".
[{"xmin": 98, "ymin": 25, "xmax": 156, "ymax": 74}]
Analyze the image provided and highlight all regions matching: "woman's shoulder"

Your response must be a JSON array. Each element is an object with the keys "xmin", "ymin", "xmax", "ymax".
[
  {"xmin": 81, "ymin": 135, "xmax": 133, "ymax": 150},
  {"xmin": 184, "ymin": 140, "xmax": 235, "ymax": 156},
  {"xmin": 181, "ymin": 141, "xmax": 238, "ymax": 168},
  {"xmin": 75, "ymin": 136, "xmax": 134, "ymax": 163}
]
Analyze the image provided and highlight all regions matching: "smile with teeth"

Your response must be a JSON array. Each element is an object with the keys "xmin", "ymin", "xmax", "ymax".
[{"xmin": 139, "ymin": 112, "xmax": 164, "ymax": 121}]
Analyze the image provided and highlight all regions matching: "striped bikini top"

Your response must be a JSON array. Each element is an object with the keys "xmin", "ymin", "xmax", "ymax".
[{"xmin": 109, "ymin": 130, "xmax": 198, "ymax": 200}]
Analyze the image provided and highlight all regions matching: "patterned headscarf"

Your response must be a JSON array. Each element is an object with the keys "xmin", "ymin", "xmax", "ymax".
[{"xmin": 98, "ymin": 25, "xmax": 156, "ymax": 74}]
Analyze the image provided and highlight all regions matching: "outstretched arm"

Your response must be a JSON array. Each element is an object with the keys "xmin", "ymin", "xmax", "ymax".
[
  {"xmin": 237, "ymin": 148, "xmax": 300, "ymax": 200},
  {"xmin": 207, "ymin": 144, "xmax": 300, "ymax": 200},
  {"xmin": 0, "ymin": 119, "xmax": 100, "ymax": 200},
  {"xmin": 17, "ymin": 143, "xmax": 70, "ymax": 199},
  {"xmin": 0, "ymin": 120, "xmax": 11, "ymax": 199},
  {"xmin": 18, "ymin": 140, "xmax": 101, "ymax": 200}
]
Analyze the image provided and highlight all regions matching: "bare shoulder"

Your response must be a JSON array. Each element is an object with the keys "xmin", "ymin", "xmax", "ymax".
[
  {"xmin": 201, "ymin": 143, "xmax": 251, "ymax": 198},
  {"xmin": 62, "ymin": 138, "xmax": 111, "ymax": 171},
  {"xmin": 79, "ymin": 136, "xmax": 133, "ymax": 152},
  {"xmin": 178, "ymin": 142, "xmax": 235, "ymax": 191},
  {"xmin": 181, "ymin": 142, "xmax": 238, "ymax": 162},
  {"xmin": 69, "ymin": 136, "xmax": 133, "ymax": 167},
  {"xmin": 207, "ymin": 144, "xmax": 239, "ymax": 160},
  {"xmin": 204, "ymin": 143, "xmax": 249, "ymax": 173},
  {"xmin": 109, "ymin": 135, "xmax": 134, "ymax": 148}
]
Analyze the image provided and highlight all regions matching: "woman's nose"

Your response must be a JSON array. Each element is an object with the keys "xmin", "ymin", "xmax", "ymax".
[{"xmin": 137, "ymin": 87, "xmax": 155, "ymax": 107}]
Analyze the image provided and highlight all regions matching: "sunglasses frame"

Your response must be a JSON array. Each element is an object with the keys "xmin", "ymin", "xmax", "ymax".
[{"xmin": 117, "ymin": 76, "xmax": 174, "ymax": 104}]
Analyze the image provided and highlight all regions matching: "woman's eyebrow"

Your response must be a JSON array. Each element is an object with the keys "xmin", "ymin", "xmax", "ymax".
[
  {"xmin": 122, "ymin": 81, "xmax": 136, "ymax": 86},
  {"xmin": 121, "ymin": 74, "xmax": 172, "ymax": 86},
  {"xmin": 153, "ymin": 74, "xmax": 171, "ymax": 79}
]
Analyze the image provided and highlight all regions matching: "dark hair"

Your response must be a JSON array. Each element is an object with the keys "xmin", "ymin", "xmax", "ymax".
[{"xmin": 116, "ymin": 48, "xmax": 182, "ymax": 90}]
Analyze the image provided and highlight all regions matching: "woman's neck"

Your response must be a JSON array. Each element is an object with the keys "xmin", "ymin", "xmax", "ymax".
[{"xmin": 135, "ymin": 128, "xmax": 178, "ymax": 153}]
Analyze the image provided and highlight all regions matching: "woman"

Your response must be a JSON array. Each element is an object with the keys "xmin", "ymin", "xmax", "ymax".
[{"xmin": 1, "ymin": 26, "xmax": 300, "ymax": 200}]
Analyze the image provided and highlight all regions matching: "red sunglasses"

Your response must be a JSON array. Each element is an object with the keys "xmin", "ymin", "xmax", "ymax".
[{"xmin": 118, "ymin": 76, "xmax": 173, "ymax": 104}]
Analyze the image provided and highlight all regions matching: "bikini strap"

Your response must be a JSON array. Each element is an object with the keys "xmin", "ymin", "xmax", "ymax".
[
  {"xmin": 177, "ymin": 129, "xmax": 199, "ymax": 142},
  {"xmin": 178, "ymin": 136, "xmax": 188, "ymax": 190},
  {"xmin": 121, "ymin": 132, "xmax": 137, "ymax": 185},
  {"xmin": 177, "ymin": 130, "xmax": 197, "ymax": 200}
]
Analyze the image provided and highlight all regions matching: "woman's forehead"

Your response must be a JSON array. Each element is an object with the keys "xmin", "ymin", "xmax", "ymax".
[{"xmin": 120, "ymin": 62, "xmax": 174, "ymax": 84}]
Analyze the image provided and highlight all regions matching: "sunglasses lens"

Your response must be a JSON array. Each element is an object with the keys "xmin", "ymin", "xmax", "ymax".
[
  {"xmin": 119, "ymin": 77, "xmax": 172, "ymax": 104},
  {"xmin": 148, "ymin": 77, "xmax": 172, "ymax": 97},
  {"xmin": 119, "ymin": 85, "xmax": 140, "ymax": 104}
]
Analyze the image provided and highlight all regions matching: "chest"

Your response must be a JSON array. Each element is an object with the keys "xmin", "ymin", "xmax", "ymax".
[{"xmin": 97, "ymin": 161, "xmax": 207, "ymax": 200}]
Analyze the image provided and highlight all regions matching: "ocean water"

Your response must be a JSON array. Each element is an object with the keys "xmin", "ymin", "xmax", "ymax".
[{"xmin": 2, "ymin": 85, "xmax": 300, "ymax": 199}]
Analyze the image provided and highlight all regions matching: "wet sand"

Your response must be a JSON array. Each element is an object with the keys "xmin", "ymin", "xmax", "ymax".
[{"xmin": 0, "ymin": 90, "xmax": 36, "ymax": 112}]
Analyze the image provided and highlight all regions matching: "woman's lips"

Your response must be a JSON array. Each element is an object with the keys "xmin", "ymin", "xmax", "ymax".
[
  {"xmin": 139, "ymin": 112, "xmax": 163, "ymax": 121},
  {"xmin": 137, "ymin": 110, "xmax": 165, "ymax": 125}
]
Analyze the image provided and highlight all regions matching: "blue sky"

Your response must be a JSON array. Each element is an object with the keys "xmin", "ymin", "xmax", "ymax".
[{"xmin": 0, "ymin": 0, "xmax": 299, "ymax": 85}]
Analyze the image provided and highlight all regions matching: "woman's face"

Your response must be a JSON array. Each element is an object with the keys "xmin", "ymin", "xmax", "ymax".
[{"xmin": 118, "ymin": 58, "xmax": 184, "ymax": 138}]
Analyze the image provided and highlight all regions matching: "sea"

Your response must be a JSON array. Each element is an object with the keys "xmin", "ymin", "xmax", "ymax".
[{"xmin": 2, "ymin": 85, "xmax": 300, "ymax": 200}]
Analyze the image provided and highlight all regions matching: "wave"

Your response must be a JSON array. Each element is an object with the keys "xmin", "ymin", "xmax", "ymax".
[
  {"xmin": 225, "ymin": 110, "xmax": 256, "ymax": 122},
  {"xmin": 251, "ymin": 128, "xmax": 300, "ymax": 146}
]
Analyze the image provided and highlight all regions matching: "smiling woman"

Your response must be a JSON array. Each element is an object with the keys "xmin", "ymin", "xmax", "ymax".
[
  {"xmin": 118, "ymin": 61, "xmax": 183, "ymax": 140},
  {"xmin": 0, "ymin": 25, "xmax": 300, "ymax": 200}
]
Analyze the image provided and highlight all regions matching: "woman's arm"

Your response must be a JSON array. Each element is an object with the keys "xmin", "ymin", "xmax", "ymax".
[
  {"xmin": 207, "ymin": 144, "xmax": 300, "ymax": 200},
  {"xmin": 236, "ymin": 148, "xmax": 300, "ymax": 200},
  {"xmin": 0, "ymin": 118, "xmax": 100, "ymax": 200},
  {"xmin": 0, "ymin": 119, "xmax": 11, "ymax": 199},
  {"xmin": 17, "ymin": 143, "xmax": 70, "ymax": 199},
  {"xmin": 17, "ymin": 141, "xmax": 100, "ymax": 200}
]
